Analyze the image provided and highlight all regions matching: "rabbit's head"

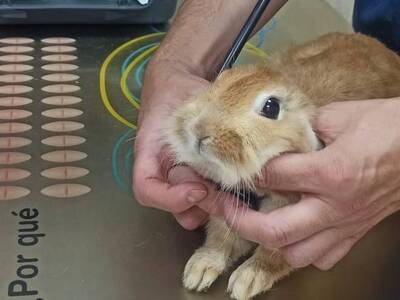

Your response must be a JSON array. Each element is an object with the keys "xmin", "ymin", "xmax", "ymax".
[{"xmin": 165, "ymin": 65, "xmax": 319, "ymax": 189}]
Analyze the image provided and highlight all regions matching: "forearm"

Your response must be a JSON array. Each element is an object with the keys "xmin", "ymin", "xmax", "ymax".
[{"xmin": 150, "ymin": 0, "xmax": 287, "ymax": 79}]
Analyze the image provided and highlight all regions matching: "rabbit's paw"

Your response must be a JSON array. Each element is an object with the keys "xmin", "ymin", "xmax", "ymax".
[
  {"xmin": 227, "ymin": 257, "xmax": 275, "ymax": 300},
  {"xmin": 183, "ymin": 247, "xmax": 227, "ymax": 292}
]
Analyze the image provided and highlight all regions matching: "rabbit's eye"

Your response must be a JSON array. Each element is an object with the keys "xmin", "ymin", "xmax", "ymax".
[{"xmin": 261, "ymin": 97, "xmax": 280, "ymax": 119}]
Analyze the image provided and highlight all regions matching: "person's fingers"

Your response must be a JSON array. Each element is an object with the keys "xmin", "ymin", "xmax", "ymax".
[
  {"xmin": 257, "ymin": 151, "xmax": 325, "ymax": 192},
  {"xmin": 169, "ymin": 164, "xmax": 231, "ymax": 227},
  {"xmin": 174, "ymin": 207, "xmax": 209, "ymax": 230},
  {"xmin": 133, "ymin": 153, "xmax": 207, "ymax": 213},
  {"xmin": 167, "ymin": 165, "xmax": 196, "ymax": 184},
  {"xmin": 312, "ymin": 237, "xmax": 358, "ymax": 270},
  {"xmin": 137, "ymin": 176, "xmax": 207, "ymax": 213},
  {"xmin": 313, "ymin": 101, "xmax": 378, "ymax": 145},
  {"xmin": 169, "ymin": 165, "xmax": 233, "ymax": 217},
  {"xmin": 312, "ymin": 102, "xmax": 354, "ymax": 145},
  {"xmin": 197, "ymin": 188, "xmax": 237, "ymax": 217},
  {"xmin": 223, "ymin": 197, "xmax": 336, "ymax": 249},
  {"xmin": 312, "ymin": 198, "xmax": 400, "ymax": 271},
  {"xmin": 281, "ymin": 224, "xmax": 361, "ymax": 268},
  {"xmin": 310, "ymin": 200, "xmax": 400, "ymax": 270}
]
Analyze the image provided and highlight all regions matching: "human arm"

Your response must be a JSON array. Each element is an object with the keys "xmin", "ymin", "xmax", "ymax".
[{"xmin": 133, "ymin": 0, "xmax": 287, "ymax": 229}]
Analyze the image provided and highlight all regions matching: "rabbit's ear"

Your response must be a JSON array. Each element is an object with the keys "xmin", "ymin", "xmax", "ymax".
[
  {"xmin": 215, "ymin": 68, "xmax": 234, "ymax": 83},
  {"xmin": 215, "ymin": 64, "xmax": 259, "ymax": 83}
]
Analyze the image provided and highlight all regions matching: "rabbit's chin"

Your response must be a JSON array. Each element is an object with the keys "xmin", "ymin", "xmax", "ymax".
[
  {"xmin": 173, "ymin": 144, "xmax": 288, "ymax": 190},
  {"xmin": 172, "ymin": 152, "xmax": 243, "ymax": 188}
]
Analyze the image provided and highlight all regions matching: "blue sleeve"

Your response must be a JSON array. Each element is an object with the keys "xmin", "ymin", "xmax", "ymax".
[{"xmin": 353, "ymin": 0, "xmax": 400, "ymax": 53}]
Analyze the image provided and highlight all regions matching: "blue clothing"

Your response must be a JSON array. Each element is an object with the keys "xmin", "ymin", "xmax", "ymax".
[{"xmin": 353, "ymin": 0, "xmax": 400, "ymax": 53}]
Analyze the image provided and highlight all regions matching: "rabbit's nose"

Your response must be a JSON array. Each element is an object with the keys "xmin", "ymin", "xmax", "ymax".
[{"xmin": 197, "ymin": 136, "xmax": 211, "ymax": 153}]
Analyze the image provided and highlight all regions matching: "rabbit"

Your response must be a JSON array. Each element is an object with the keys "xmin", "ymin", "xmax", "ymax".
[{"xmin": 164, "ymin": 32, "xmax": 400, "ymax": 300}]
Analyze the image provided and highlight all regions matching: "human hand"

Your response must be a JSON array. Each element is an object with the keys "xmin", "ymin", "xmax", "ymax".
[
  {"xmin": 133, "ymin": 60, "xmax": 225, "ymax": 230},
  {"xmin": 223, "ymin": 98, "xmax": 400, "ymax": 270}
]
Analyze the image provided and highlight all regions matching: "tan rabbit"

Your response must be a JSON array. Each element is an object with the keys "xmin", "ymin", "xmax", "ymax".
[{"xmin": 164, "ymin": 32, "xmax": 400, "ymax": 300}]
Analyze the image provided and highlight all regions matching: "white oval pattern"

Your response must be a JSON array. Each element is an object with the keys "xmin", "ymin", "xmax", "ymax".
[
  {"xmin": 41, "ymin": 184, "xmax": 91, "ymax": 198},
  {"xmin": 0, "ymin": 152, "xmax": 31, "ymax": 164},
  {"xmin": 41, "ymin": 84, "xmax": 80, "ymax": 93},
  {"xmin": 0, "ymin": 64, "xmax": 33, "ymax": 72},
  {"xmin": 41, "ymin": 37, "xmax": 76, "ymax": 45},
  {"xmin": 41, "ymin": 63, "xmax": 78, "ymax": 72},
  {"xmin": 0, "ymin": 97, "xmax": 32, "ymax": 107},
  {"xmin": 0, "ymin": 37, "xmax": 34, "ymax": 45},
  {"xmin": 41, "ymin": 150, "xmax": 87, "ymax": 163},
  {"xmin": 41, "ymin": 135, "xmax": 86, "ymax": 147},
  {"xmin": 42, "ymin": 45, "xmax": 77, "ymax": 53},
  {"xmin": 42, "ymin": 54, "xmax": 77, "ymax": 62},
  {"xmin": 41, "ymin": 95, "xmax": 82, "ymax": 106},
  {"xmin": 0, "ymin": 186, "xmax": 30, "ymax": 200},
  {"xmin": 42, "ymin": 73, "xmax": 79, "ymax": 82}
]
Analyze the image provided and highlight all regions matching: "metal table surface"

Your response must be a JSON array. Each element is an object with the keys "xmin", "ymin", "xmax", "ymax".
[{"xmin": 0, "ymin": 25, "xmax": 399, "ymax": 300}]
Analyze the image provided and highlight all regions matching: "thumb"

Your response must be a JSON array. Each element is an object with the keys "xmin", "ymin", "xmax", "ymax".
[
  {"xmin": 257, "ymin": 151, "xmax": 324, "ymax": 192},
  {"xmin": 168, "ymin": 165, "xmax": 227, "ymax": 216},
  {"xmin": 313, "ymin": 101, "xmax": 371, "ymax": 145},
  {"xmin": 168, "ymin": 166, "xmax": 209, "ymax": 203}
]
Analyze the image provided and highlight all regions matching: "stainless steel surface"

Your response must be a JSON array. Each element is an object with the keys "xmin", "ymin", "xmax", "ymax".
[{"xmin": 0, "ymin": 22, "xmax": 399, "ymax": 300}]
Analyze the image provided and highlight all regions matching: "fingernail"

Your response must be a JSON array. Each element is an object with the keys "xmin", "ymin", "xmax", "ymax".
[{"xmin": 187, "ymin": 190, "xmax": 207, "ymax": 203}]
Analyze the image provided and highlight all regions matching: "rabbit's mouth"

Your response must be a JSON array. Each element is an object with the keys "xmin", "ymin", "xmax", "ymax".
[{"xmin": 215, "ymin": 182, "xmax": 262, "ymax": 211}]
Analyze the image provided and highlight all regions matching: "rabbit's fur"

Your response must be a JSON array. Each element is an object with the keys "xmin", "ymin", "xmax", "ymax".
[{"xmin": 165, "ymin": 33, "xmax": 400, "ymax": 300}]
